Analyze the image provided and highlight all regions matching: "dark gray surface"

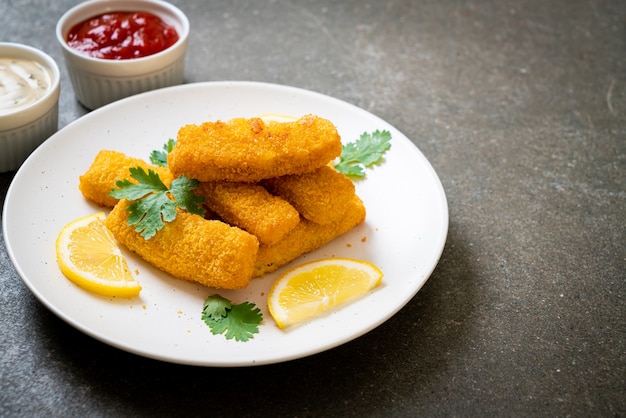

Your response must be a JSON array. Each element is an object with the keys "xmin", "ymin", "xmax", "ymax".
[{"xmin": 1, "ymin": 0, "xmax": 625, "ymax": 416}]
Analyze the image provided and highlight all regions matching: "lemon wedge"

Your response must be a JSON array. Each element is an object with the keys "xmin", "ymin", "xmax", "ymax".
[
  {"xmin": 257, "ymin": 113, "xmax": 298, "ymax": 123},
  {"xmin": 268, "ymin": 258, "xmax": 383, "ymax": 328},
  {"xmin": 56, "ymin": 212, "xmax": 141, "ymax": 298}
]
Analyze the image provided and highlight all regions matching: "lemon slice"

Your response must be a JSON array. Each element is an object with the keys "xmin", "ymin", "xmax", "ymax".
[
  {"xmin": 56, "ymin": 212, "xmax": 141, "ymax": 298},
  {"xmin": 257, "ymin": 113, "xmax": 297, "ymax": 123},
  {"xmin": 268, "ymin": 258, "xmax": 383, "ymax": 328}
]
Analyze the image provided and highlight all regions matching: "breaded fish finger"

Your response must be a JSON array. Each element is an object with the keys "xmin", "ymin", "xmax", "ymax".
[
  {"xmin": 195, "ymin": 181, "xmax": 300, "ymax": 246},
  {"xmin": 106, "ymin": 200, "xmax": 259, "ymax": 290},
  {"xmin": 168, "ymin": 115, "xmax": 342, "ymax": 182},
  {"xmin": 79, "ymin": 150, "xmax": 174, "ymax": 208},
  {"xmin": 263, "ymin": 165, "xmax": 356, "ymax": 225},
  {"xmin": 253, "ymin": 194, "xmax": 366, "ymax": 277}
]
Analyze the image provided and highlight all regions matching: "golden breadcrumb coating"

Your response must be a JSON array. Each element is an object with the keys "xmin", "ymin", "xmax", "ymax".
[
  {"xmin": 253, "ymin": 195, "xmax": 366, "ymax": 277},
  {"xmin": 168, "ymin": 115, "xmax": 342, "ymax": 182},
  {"xmin": 106, "ymin": 200, "xmax": 259, "ymax": 290},
  {"xmin": 195, "ymin": 181, "xmax": 300, "ymax": 246},
  {"xmin": 263, "ymin": 165, "xmax": 356, "ymax": 225},
  {"xmin": 79, "ymin": 150, "xmax": 174, "ymax": 208}
]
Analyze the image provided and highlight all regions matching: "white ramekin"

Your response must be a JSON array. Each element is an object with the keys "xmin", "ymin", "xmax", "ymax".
[
  {"xmin": 0, "ymin": 43, "xmax": 61, "ymax": 173},
  {"xmin": 56, "ymin": 0, "xmax": 190, "ymax": 110}
]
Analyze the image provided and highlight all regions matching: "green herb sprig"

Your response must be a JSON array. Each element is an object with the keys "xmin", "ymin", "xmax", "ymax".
[
  {"xmin": 149, "ymin": 138, "xmax": 176, "ymax": 167},
  {"xmin": 201, "ymin": 294, "xmax": 263, "ymax": 342},
  {"xmin": 334, "ymin": 130, "xmax": 392, "ymax": 177},
  {"xmin": 109, "ymin": 166, "xmax": 205, "ymax": 239}
]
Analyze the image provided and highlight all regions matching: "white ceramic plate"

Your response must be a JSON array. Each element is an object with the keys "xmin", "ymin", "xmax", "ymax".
[{"xmin": 3, "ymin": 81, "xmax": 448, "ymax": 366}]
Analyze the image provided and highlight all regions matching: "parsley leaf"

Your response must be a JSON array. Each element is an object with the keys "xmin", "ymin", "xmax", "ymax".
[
  {"xmin": 109, "ymin": 166, "xmax": 205, "ymax": 239},
  {"xmin": 201, "ymin": 294, "xmax": 263, "ymax": 342},
  {"xmin": 149, "ymin": 139, "xmax": 176, "ymax": 167},
  {"xmin": 168, "ymin": 176, "xmax": 206, "ymax": 214},
  {"xmin": 334, "ymin": 129, "xmax": 392, "ymax": 177},
  {"xmin": 201, "ymin": 294, "xmax": 232, "ymax": 319}
]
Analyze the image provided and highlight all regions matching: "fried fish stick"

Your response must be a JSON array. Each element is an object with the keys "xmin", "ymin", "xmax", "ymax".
[
  {"xmin": 79, "ymin": 150, "xmax": 174, "ymax": 208},
  {"xmin": 168, "ymin": 115, "xmax": 342, "ymax": 182},
  {"xmin": 253, "ymin": 195, "xmax": 366, "ymax": 277},
  {"xmin": 106, "ymin": 200, "xmax": 259, "ymax": 289},
  {"xmin": 263, "ymin": 165, "xmax": 356, "ymax": 225},
  {"xmin": 194, "ymin": 181, "xmax": 300, "ymax": 246}
]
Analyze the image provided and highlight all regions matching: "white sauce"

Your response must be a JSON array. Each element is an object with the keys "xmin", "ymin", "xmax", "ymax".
[{"xmin": 0, "ymin": 57, "xmax": 52, "ymax": 115}]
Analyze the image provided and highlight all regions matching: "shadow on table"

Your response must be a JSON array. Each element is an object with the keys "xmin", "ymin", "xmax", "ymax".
[{"xmin": 30, "ymin": 221, "xmax": 478, "ymax": 415}]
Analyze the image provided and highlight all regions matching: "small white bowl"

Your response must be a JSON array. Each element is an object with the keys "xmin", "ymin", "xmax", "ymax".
[
  {"xmin": 56, "ymin": 0, "xmax": 190, "ymax": 110},
  {"xmin": 0, "ymin": 43, "xmax": 60, "ymax": 173}
]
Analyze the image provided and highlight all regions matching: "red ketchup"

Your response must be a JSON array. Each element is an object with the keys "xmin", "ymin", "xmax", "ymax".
[{"xmin": 66, "ymin": 11, "xmax": 179, "ymax": 60}]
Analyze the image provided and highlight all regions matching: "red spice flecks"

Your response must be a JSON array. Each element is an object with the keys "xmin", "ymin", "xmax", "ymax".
[{"xmin": 67, "ymin": 11, "xmax": 179, "ymax": 60}]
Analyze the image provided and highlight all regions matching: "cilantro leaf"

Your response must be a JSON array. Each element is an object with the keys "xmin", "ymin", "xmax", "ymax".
[
  {"xmin": 110, "ymin": 166, "xmax": 169, "ymax": 199},
  {"xmin": 202, "ymin": 294, "xmax": 263, "ymax": 342},
  {"xmin": 168, "ymin": 176, "xmax": 206, "ymax": 216},
  {"xmin": 109, "ymin": 166, "xmax": 205, "ymax": 239},
  {"xmin": 334, "ymin": 129, "xmax": 392, "ymax": 177},
  {"xmin": 206, "ymin": 303, "xmax": 263, "ymax": 342},
  {"xmin": 149, "ymin": 139, "xmax": 176, "ymax": 167},
  {"xmin": 125, "ymin": 191, "xmax": 178, "ymax": 239},
  {"xmin": 201, "ymin": 294, "xmax": 232, "ymax": 320}
]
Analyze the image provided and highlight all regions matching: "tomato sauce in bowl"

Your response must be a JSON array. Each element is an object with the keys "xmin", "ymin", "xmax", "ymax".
[
  {"xmin": 56, "ymin": 0, "xmax": 189, "ymax": 109},
  {"xmin": 66, "ymin": 11, "xmax": 179, "ymax": 60}
]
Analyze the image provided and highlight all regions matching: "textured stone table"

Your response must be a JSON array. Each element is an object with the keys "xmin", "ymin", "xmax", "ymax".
[{"xmin": 1, "ymin": 0, "xmax": 624, "ymax": 416}]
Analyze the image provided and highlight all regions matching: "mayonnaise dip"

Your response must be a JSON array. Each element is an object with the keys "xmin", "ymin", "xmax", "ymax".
[{"xmin": 0, "ymin": 57, "xmax": 52, "ymax": 115}]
